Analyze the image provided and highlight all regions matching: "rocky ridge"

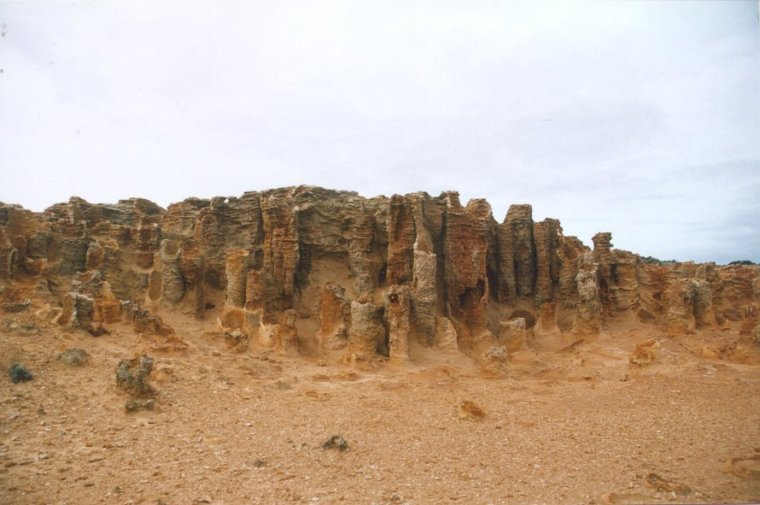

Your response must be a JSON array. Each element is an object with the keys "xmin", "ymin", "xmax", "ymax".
[{"xmin": 1, "ymin": 186, "xmax": 758, "ymax": 363}]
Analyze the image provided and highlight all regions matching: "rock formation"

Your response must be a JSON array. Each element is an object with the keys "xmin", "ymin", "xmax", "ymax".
[{"xmin": 0, "ymin": 186, "xmax": 757, "ymax": 362}]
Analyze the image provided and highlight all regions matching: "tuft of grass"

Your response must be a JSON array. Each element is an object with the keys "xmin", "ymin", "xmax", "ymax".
[
  {"xmin": 9, "ymin": 363, "xmax": 33, "ymax": 384},
  {"xmin": 322, "ymin": 434, "xmax": 349, "ymax": 452}
]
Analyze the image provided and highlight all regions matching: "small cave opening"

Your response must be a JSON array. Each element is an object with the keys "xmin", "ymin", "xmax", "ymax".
[
  {"xmin": 376, "ymin": 306, "xmax": 389, "ymax": 357},
  {"xmin": 204, "ymin": 268, "xmax": 224, "ymax": 290},
  {"xmin": 377, "ymin": 262, "xmax": 387, "ymax": 286},
  {"xmin": 162, "ymin": 240, "xmax": 179, "ymax": 256},
  {"xmin": 148, "ymin": 270, "xmax": 163, "ymax": 301},
  {"xmin": 250, "ymin": 247, "xmax": 264, "ymax": 269},
  {"xmin": 6, "ymin": 249, "xmax": 18, "ymax": 277},
  {"xmin": 458, "ymin": 279, "xmax": 485, "ymax": 310},
  {"xmin": 486, "ymin": 264, "xmax": 499, "ymax": 302},
  {"xmin": 507, "ymin": 309, "xmax": 536, "ymax": 329}
]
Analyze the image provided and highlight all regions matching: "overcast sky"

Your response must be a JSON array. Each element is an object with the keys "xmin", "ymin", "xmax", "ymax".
[{"xmin": 1, "ymin": 1, "xmax": 758, "ymax": 263}]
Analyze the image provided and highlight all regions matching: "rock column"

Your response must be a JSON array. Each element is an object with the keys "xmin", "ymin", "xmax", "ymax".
[
  {"xmin": 348, "ymin": 300, "xmax": 384, "ymax": 359},
  {"xmin": 159, "ymin": 240, "xmax": 184, "ymax": 304},
  {"xmin": 225, "ymin": 249, "xmax": 250, "ymax": 308},
  {"xmin": 386, "ymin": 285, "xmax": 411, "ymax": 362}
]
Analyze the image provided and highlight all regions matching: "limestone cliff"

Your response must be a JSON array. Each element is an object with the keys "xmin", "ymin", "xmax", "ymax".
[{"xmin": 1, "ymin": 187, "xmax": 757, "ymax": 359}]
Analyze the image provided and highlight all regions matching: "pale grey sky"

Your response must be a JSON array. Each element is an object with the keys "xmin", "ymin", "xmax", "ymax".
[{"xmin": 1, "ymin": 1, "xmax": 758, "ymax": 263}]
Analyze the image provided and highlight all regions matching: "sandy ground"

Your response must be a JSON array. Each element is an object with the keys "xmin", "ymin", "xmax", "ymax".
[{"xmin": 2, "ymin": 312, "xmax": 760, "ymax": 505}]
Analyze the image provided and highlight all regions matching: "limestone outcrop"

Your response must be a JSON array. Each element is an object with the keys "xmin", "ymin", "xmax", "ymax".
[{"xmin": 0, "ymin": 186, "xmax": 757, "ymax": 362}]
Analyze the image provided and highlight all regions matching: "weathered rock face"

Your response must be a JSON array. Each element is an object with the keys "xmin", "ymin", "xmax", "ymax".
[
  {"xmin": 443, "ymin": 196, "xmax": 492, "ymax": 350},
  {"xmin": 592, "ymin": 232, "xmax": 614, "ymax": 306},
  {"xmin": 347, "ymin": 300, "xmax": 385, "ymax": 359},
  {"xmin": 316, "ymin": 282, "xmax": 350, "ymax": 350},
  {"xmin": 260, "ymin": 191, "xmax": 300, "ymax": 323},
  {"xmin": 385, "ymin": 285, "xmax": 411, "ymax": 362},
  {"xmin": 533, "ymin": 218, "xmax": 562, "ymax": 305},
  {"xmin": 575, "ymin": 252, "xmax": 602, "ymax": 335},
  {"xmin": 411, "ymin": 245, "xmax": 437, "ymax": 345},
  {"xmin": 498, "ymin": 318, "xmax": 527, "ymax": 353},
  {"xmin": 1, "ymin": 186, "xmax": 757, "ymax": 361},
  {"xmin": 225, "ymin": 249, "xmax": 250, "ymax": 308}
]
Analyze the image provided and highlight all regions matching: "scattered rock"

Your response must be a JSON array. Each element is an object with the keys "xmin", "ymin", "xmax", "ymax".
[
  {"xmin": 87, "ymin": 322, "xmax": 110, "ymax": 336},
  {"xmin": 9, "ymin": 364, "xmax": 33, "ymax": 383},
  {"xmin": 2, "ymin": 319, "xmax": 40, "ymax": 335},
  {"xmin": 499, "ymin": 318, "xmax": 527, "ymax": 352},
  {"xmin": 730, "ymin": 452, "xmax": 760, "ymax": 480},
  {"xmin": 751, "ymin": 325, "xmax": 760, "ymax": 346},
  {"xmin": 600, "ymin": 491, "xmax": 651, "ymax": 505},
  {"xmin": 224, "ymin": 329, "xmax": 249, "ymax": 352},
  {"xmin": 116, "ymin": 355, "xmax": 155, "ymax": 397},
  {"xmin": 303, "ymin": 390, "xmax": 330, "ymax": 401},
  {"xmin": 457, "ymin": 400, "xmax": 486, "ymax": 421},
  {"xmin": 133, "ymin": 310, "xmax": 175, "ymax": 337},
  {"xmin": 58, "ymin": 348, "xmax": 89, "ymax": 366},
  {"xmin": 480, "ymin": 346, "xmax": 508, "ymax": 376},
  {"xmin": 322, "ymin": 434, "xmax": 349, "ymax": 452},
  {"xmin": 274, "ymin": 379, "xmax": 293, "ymax": 390},
  {"xmin": 2, "ymin": 299, "xmax": 31, "ymax": 313},
  {"xmin": 252, "ymin": 458, "xmax": 267, "ymax": 468},
  {"xmin": 629, "ymin": 338, "xmax": 660, "ymax": 366},
  {"xmin": 508, "ymin": 309, "xmax": 536, "ymax": 329},
  {"xmin": 644, "ymin": 472, "xmax": 691, "ymax": 495},
  {"xmin": 700, "ymin": 345, "xmax": 720, "ymax": 360},
  {"xmin": 125, "ymin": 398, "xmax": 156, "ymax": 413},
  {"xmin": 434, "ymin": 316, "xmax": 459, "ymax": 350}
]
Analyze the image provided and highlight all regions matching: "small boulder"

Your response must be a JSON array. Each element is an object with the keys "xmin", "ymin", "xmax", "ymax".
[
  {"xmin": 224, "ymin": 328, "xmax": 249, "ymax": 352},
  {"xmin": 457, "ymin": 400, "xmax": 486, "ymax": 421},
  {"xmin": 499, "ymin": 318, "xmax": 527, "ymax": 352},
  {"xmin": 125, "ymin": 398, "xmax": 156, "ymax": 413},
  {"xmin": 730, "ymin": 452, "xmax": 760, "ymax": 480},
  {"xmin": 644, "ymin": 473, "xmax": 691, "ymax": 495},
  {"xmin": 58, "ymin": 348, "xmax": 89, "ymax": 366},
  {"xmin": 629, "ymin": 338, "xmax": 660, "ymax": 366},
  {"xmin": 87, "ymin": 322, "xmax": 110, "ymax": 337},
  {"xmin": 116, "ymin": 355, "xmax": 155, "ymax": 397},
  {"xmin": 480, "ymin": 345, "xmax": 508, "ymax": 376}
]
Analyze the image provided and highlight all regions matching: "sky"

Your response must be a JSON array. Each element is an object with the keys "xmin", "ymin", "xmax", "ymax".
[{"xmin": 1, "ymin": 1, "xmax": 758, "ymax": 264}]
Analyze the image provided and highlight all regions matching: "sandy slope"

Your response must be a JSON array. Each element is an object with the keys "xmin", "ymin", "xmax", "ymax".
[{"xmin": 1, "ymin": 313, "xmax": 759, "ymax": 505}]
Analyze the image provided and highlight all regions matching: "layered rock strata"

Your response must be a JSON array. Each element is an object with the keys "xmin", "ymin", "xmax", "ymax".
[{"xmin": 0, "ymin": 186, "xmax": 757, "ymax": 361}]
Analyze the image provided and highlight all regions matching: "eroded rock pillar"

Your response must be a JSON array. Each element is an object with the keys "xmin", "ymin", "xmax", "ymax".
[
  {"xmin": 159, "ymin": 240, "xmax": 184, "ymax": 304},
  {"xmin": 507, "ymin": 204, "xmax": 535, "ymax": 298},
  {"xmin": 348, "ymin": 300, "xmax": 384, "ymax": 359},
  {"xmin": 412, "ymin": 245, "xmax": 436, "ymax": 345},
  {"xmin": 225, "ymin": 249, "xmax": 250, "ymax": 308},
  {"xmin": 316, "ymin": 282, "xmax": 350, "ymax": 350},
  {"xmin": 575, "ymin": 252, "xmax": 601, "ymax": 335},
  {"xmin": 386, "ymin": 285, "xmax": 411, "ymax": 362}
]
